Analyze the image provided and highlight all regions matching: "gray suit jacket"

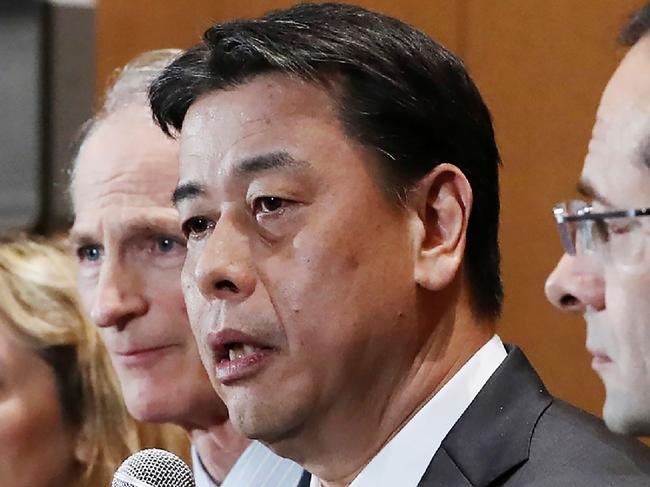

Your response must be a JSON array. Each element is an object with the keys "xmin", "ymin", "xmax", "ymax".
[{"xmin": 298, "ymin": 345, "xmax": 650, "ymax": 486}]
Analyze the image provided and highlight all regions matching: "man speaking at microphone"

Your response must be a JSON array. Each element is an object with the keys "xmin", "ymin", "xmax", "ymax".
[
  {"xmin": 70, "ymin": 50, "xmax": 303, "ymax": 486},
  {"xmin": 150, "ymin": 3, "xmax": 650, "ymax": 486}
]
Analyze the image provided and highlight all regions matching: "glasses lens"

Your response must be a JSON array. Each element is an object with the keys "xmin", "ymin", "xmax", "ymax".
[
  {"xmin": 576, "ymin": 219, "xmax": 599, "ymax": 255},
  {"xmin": 553, "ymin": 200, "xmax": 591, "ymax": 256}
]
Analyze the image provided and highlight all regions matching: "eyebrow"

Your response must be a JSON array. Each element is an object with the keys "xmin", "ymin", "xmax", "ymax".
[
  {"xmin": 172, "ymin": 151, "xmax": 309, "ymax": 206},
  {"xmin": 69, "ymin": 215, "xmax": 182, "ymax": 247},
  {"xmin": 234, "ymin": 151, "xmax": 308, "ymax": 177},
  {"xmin": 67, "ymin": 231, "xmax": 93, "ymax": 248},
  {"xmin": 172, "ymin": 182, "xmax": 206, "ymax": 206},
  {"xmin": 576, "ymin": 180, "xmax": 615, "ymax": 207}
]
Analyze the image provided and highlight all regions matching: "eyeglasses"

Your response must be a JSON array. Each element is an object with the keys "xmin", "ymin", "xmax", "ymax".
[{"xmin": 552, "ymin": 200, "xmax": 650, "ymax": 256}]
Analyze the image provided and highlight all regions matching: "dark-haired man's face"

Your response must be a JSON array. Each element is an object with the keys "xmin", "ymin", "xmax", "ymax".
[
  {"xmin": 545, "ymin": 35, "xmax": 650, "ymax": 435},
  {"xmin": 176, "ymin": 74, "xmax": 423, "ymax": 444}
]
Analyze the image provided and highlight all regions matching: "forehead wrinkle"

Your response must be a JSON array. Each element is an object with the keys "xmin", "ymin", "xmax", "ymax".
[
  {"xmin": 232, "ymin": 126, "xmax": 270, "ymax": 147},
  {"xmin": 76, "ymin": 147, "xmax": 178, "ymax": 185},
  {"xmin": 240, "ymin": 114, "xmax": 271, "ymax": 127},
  {"xmin": 179, "ymin": 119, "xmax": 271, "ymax": 182},
  {"xmin": 222, "ymin": 118, "xmax": 277, "ymax": 158},
  {"xmin": 76, "ymin": 167, "xmax": 177, "ymax": 208},
  {"xmin": 72, "ymin": 208, "xmax": 181, "ymax": 246}
]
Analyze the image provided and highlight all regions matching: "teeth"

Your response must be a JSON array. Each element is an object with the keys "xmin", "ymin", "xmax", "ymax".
[
  {"xmin": 228, "ymin": 345, "xmax": 244, "ymax": 361},
  {"xmin": 227, "ymin": 344, "xmax": 259, "ymax": 361}
]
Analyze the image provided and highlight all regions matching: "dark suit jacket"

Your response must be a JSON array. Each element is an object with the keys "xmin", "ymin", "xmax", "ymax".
[{"xmin": 298, "ymin": 345, "xmax": 650, "ymax": 486}]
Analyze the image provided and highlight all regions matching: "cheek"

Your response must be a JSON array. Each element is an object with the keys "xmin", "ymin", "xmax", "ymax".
[
  {"xmin": 0, "ymin": 390, "xmax": 76, "ymax": 485},
  {"xmin": 605, "ymin": 265, "xmax": 650, "ymax": 359},
  {"xmin": 76, "ymin": 276, "xmax": 96, "ymax": 316},
  {"xmin": 268, "ymin": 220, "xmax": 412, "ymax": 352},
  {"xmin": 149, "ymin": 267, "xmax": 189, "ymax": 321},
  {"xmin": 180, "ymin": 261, "xmax": 208, "ymax": 351},
  {"xmin": 181, "ymin": 252, "xmax": 202, "ymax": 313},
  {"xmin": 274, "ymin": 231, "xmax": 363, "ymax": 319},
  {"xmin": 150, "ymin": 265, "xmax": 184, "ymax": 297},
  {"xmin": 0, "ymin": 398, "xmax": 34, "ymax": 456}
]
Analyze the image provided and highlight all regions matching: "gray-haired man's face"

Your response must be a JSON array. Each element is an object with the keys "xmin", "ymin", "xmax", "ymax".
[{"xmin": 70, "ymin": 104, "xmax": 225, "ymax": 426}]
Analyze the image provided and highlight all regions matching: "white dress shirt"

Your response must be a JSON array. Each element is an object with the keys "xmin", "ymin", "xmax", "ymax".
[
  {"xmin": 310, "ymin": 335, "xmax": 507, "ymax": 487},
  {"xmin": 193, "ymin": 440, "xmax": 304, "ymax": 487},
  {"xmin": 192, "ymin": 444, "xmax": 220, "ymax": 487}
]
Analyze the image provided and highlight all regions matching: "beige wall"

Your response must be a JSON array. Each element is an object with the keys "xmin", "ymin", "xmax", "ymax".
[{"xmin": 97, "ymin": 0, "xmax": 647, "ymax": 424}]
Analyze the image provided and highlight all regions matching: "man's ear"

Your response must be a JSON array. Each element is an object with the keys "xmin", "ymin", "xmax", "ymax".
[{"xmin": 410, "ymin": 163, "xmax": 473, "ymax": 291}]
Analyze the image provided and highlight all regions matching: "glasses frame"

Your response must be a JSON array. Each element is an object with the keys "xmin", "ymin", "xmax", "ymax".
[{"xmin": 552, "ymin": 201, "xmax": 650, "ymax": 256}]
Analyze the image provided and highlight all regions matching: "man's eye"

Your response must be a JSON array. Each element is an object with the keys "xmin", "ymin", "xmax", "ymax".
[
  {"xmin": 608, "ymin": 220, "xmax": 636, "ymax": 236},
  {"xmin": 253, "ymin": 197, "xmax": 285, "ymax": 215},
  {"xmin": 77, "ymin": 245, "xmax": 102, "ymax": 263},
  {"xmin": 154, "ymin": 236, "xmax": 185, "ymax": 253},
  {"xmin": 593, "ymin": 219, "xmax": 609, "ymax": 242},
  {"xmin": 182, "ymin": 217, "xmax": 214, "ymax": 239}
]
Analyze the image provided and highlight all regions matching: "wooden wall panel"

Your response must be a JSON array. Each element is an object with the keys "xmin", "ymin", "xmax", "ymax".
[
  {"xmin": 97, "ymin": 0, "xmax": 647, "ymax": 429},
  {"xmin": 96, "ymin": 0, "xmax": 461, "ymax": 97}
]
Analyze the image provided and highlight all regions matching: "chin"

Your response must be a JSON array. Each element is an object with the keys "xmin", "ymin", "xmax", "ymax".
[
  {"xmin": 229, "ymin": 397, "xmax": 306, "ymax": 448},
  {"xmin": 233, "ymin": 411, "xmax": 285, "ymax": 442},
  {"xmin": 121, "ymin": 378, "xmax": 182, "ymax": 424},
  {"xmin": 124, "ymin": 394, "xmax": 172, "ymax": 423},
  {"xmin": 603, "ymin": 390, "xmax": 650, "ymax": 436}
]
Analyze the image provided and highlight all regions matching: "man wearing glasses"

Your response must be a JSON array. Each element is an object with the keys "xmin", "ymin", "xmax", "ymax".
[{"xmin": 546, "ymin": 3, "xmax": 650, "ymax": 436}]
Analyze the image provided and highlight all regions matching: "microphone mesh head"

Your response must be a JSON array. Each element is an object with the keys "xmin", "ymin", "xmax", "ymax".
[{"xmin": 112, "ymin": 448, "xmax": 195, "ymax": 487}]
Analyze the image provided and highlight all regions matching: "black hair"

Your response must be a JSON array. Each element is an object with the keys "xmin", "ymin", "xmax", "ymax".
[
  {"xmin": 620, "ymin": 2, "xmax": 650, "ymax": 46},
  {"xmin": 149, "ymin": 2, "xmax": 503, "ymax": 318}
]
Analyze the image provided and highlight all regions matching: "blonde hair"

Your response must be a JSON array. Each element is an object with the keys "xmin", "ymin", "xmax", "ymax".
[{"xmin": 0, "ymin": 235, "xmax": 189, "ymax": 486}]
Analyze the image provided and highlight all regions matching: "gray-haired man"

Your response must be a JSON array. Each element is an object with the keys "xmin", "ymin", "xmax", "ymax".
[{"xmin": 69, "ymin": 50, "xmax": 302, "ymax": 486}]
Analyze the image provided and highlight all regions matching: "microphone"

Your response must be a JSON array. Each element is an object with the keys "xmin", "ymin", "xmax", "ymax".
[{"xmin": 112, "ymin": 448, "xmax": 195, "ymax": 487}]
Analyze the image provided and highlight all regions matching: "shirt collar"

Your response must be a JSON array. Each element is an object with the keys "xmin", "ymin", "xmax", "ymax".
[
  {"xmin": 311, "ymin": 335, "xmax": 507, "ymax": 487},
  {"xmin": 192, "ymin": 444, "xmax": 221, "ymax": 487}
]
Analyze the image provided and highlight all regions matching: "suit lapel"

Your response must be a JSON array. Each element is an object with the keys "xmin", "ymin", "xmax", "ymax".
[
  {"xmin": 418, "ymin": 345, "xmax": 552, "ymax": 487},
  {"xmin": 418, "ymin": 448, "xmax": 473, "ymax": 487}
]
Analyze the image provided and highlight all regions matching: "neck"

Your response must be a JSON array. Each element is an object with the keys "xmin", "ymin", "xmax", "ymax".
[
  {"xmin": 275, "ymin": 288, "xmax": 494, "ymax": 487},
  {"xmin": 172, "ymin": 396, "xmax": 251, "ymax": 481},
  {"xmin": 175, "ymin": 394, "xmax": 230, "ymax": 432},
  {"xmin": 190, "ymin": 421, "xmax": 252, "ymax": 483}
]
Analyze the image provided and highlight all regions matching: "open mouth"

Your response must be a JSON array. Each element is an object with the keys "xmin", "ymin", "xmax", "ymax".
[
  {"xmin": 219, "ymin": 343, "xmax": 273, "ymax": 363},
  {"xmin": 209, "ymin": 331, "xmax": 276, "ymax": 383}
]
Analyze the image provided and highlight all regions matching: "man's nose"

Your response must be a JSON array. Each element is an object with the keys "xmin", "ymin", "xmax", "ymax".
[
  {"xmin": 91, "ymin": 258, "xmax": 148, "ymax": 329},
  {"xmin": 545, "ymin": 253, "xmax": 605, "ymax": 313},
  {"xmin": 193, "ymin": 217, "xmax": 256, "ymax": 303}
]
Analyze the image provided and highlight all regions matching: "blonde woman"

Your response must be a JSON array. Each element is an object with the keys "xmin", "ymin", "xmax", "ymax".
[{"xmin": 0, "ymin": 234, "xmax": 189, "ymax": 487}]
